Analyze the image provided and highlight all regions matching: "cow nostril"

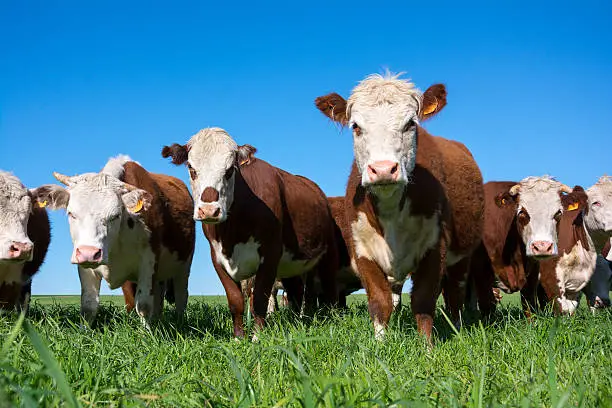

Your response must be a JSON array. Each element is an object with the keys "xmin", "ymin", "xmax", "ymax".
[
  {"xmin": 93, "ymin": 249, "xmax": 102, "ymax": 261},
  {"xmin": 368, "ymin": 165, "xmax": 377, "ymax": 175},
  {"xmin": 9, "ymin": 245, "xmax": 18, "ymax": 253},
  {"xmin": 390, "ymin": 163, "xmax": 398, "ymax": 175},
  {"xmin": 212, "ymin": 207, "xmax": 221, "ymax": 218}
]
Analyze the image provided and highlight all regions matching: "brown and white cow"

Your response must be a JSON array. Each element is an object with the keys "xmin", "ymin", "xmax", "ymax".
[
  {"xmin": 0, "ymin": 171, "xmax": 50, "ymax": 310},
  {"xmin": 32, "ymin": 156, "xmax": 195, "ymax": 325},
  {"xmin": 162, "ymin": 128, "xmax": 339, "ymax": 338},
  {"xmin": 316, "ymin": 74, "xmax": 484, "ymax": 341},
  {"xmin": 483, "ymin": 177, "xmax": 595, "ymax": 314}
]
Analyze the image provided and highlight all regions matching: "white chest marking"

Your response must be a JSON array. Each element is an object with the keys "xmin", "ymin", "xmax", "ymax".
[
  {"xmin": 0, "ymin": 262, "xmax": 24, "ymax": 286},
  {"xmin": 212, "ymin": 237, "xmax": 262, "ymax": 282},
  {"xmin": 351, "ymin": 206, "xmax": 440, "ymax": 281},
  {"xmin": 555, "ymin": 238, "xmax": 597, "ymax": 314},
  {"xmin": 277, "ymin": 248, "xmax": 322, "ymax": 279}
]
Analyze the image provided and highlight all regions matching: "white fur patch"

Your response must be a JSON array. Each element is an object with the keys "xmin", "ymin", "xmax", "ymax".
[
  {"xmin": 277, "ymin": 248, "xmax": 322, "ymax": 279},
  {"xmin": 554, "ymin": 238, "xmax": 597, "ymax": 314},
  {"xmin": 351, "ymin": 201, "xmax": 440, "ymax": 282},
  {"xmin": 0, "ymin": 263, "xmax": 23, "ymax": 286},
  {"xmin": 212, "ymin": 237, "xmax": 261, "ymax": 282}
]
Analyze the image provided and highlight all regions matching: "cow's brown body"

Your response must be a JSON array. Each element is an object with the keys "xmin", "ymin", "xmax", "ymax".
[
  {"xmin": 0, "ymin": 207, "xmax": 50, "ymax": 310},
  {"xmin": 328, "ymin": 196, "xmax": 362, "ymax": 307},
  {"xmin": 202, "ymin": 158, "xmax": 339, "ymax": 337},
  {"xmin": 343, "ymin": 129, "xmax": 484, "ymax": 339}
]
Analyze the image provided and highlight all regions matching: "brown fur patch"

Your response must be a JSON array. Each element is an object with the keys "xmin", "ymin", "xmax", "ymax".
[
  {"xmin": 314, "ymin": 93, "xmax": 348, "ymax": 125},
  {"xmin": 420, "ymin": 84, "xmax": 447, "ymax": 121},
  {"xmin": 161, "ymin": 144, "xmax": 189, "ymax": 165},
  {"xmin": 201, "ymin": 187, "xmax": 220, "ymax": 203}
]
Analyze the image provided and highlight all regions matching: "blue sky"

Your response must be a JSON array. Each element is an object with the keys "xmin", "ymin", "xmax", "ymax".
[{"xmin": 1, "ymin": 1, "xmax": 611, "ymax": 295}]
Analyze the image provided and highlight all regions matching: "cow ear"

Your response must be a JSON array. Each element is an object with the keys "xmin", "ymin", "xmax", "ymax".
[
  {"xmin": 315, "ymin": 92, "xmax": 348, "ymax": 126},
  {"xmin": 495, "ymin": 192, "xmax": 515, "ymax": 208},
  {"xmin": 561, "ymin": 186, "xmax": 588, "ymax": 212},
  {"xmin": 420, "ymin": 84, "xmax": 447, "ymax": 121},
  {"xmin": 161, "ymin": 143, "xmax": 189, "ymax": 165},
  {"xmin": 121, "ymin": 189, "xmax": 153, "ymax": 214},
  {"xmin": 29, "ymin": 185, "xmax": 70, "ymax": 210},
  {"xmin": 236, "ymin": 144, "xmax": 257, "ymax": 166}
]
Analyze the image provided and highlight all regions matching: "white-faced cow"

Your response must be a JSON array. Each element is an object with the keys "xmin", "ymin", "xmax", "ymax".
[
  {"xmin": 581, "ymin": 176, "xmax": 612, "ymax": 309},
  {"xmin": 162, "ymin": 128, "xmax": 339, "ymax": 338},
  {"xmin": 490, "ymin": 176, "xmax": 595, "ymax": 314},
  {"xmin": 0, "ymin": 172, "xmax": 50, "ymax": 311},
  {"xmin": 32, "ymin": 156, "xmax": 195, "ymax": 325},
  {"xmin": 315, "ymin": 74, "xmax": 484, "ymax": 342}
]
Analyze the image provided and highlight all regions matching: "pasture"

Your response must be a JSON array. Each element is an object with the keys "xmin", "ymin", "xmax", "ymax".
[{"xmin": 1, "ymin": 294, "xmax": 611, "ymax": 407}]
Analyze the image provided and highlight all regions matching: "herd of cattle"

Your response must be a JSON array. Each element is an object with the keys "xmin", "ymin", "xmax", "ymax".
[{"xmin": 1, "ymin": 73, "xmax": 611, "ymax": 343}]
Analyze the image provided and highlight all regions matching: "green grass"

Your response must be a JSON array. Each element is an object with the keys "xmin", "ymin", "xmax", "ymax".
[{"xmin": 1, "ymin": 294, "xmax": 611, "ymax": 407}]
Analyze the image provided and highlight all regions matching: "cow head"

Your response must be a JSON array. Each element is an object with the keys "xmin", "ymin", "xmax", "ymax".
[
  {"xmin": 585, "ymin": 176, "xmax": 612, "ymax": 241},
  {"xmin": 31, "ymin": 172, "xmax": 152, "ymax": 267},
  {"xmin": 495, "ymin": 176, "xmax": 587, "ymax": 258},
  {"xmin": 315, "ymin": 74, "xmax": 447, "ymax": 196},
  {"xmin": 162, "ymin": 127, "xmax": 256, "ymax": 224},
  {"xmin": 0, "ymin": 172, "xmax": 36, "ymax": 263}
]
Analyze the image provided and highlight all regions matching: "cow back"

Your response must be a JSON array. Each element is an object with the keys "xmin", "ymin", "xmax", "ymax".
[{"xmin": 121, "ymin": 161, "xmax": 195, "ymax": 261}]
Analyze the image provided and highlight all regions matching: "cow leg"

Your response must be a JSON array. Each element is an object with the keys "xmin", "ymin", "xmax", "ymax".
[
  {"xmin": 252, "ymin": 259, "xmax": 280, "ymax": 338},
  {"xmin": 135, "ymin": 250, "xmax": 156, "ymax": 326},
  {"xmin": 442, "ymin": 256, "xmax": 470, "ymax": 330},
  {"xmin": 520, "ymin": 266, "xmax": 540, "ymax": 317},
  {"xmin": 121, "ymin": 281, "xmax": 137, "ymax": 313},
  {"xmin": 315, "ymin": 245, "xmax": 339, "ymax": 309},
  {"xmin": 172, "ymin": 271, "xmax": 189, "ymax": 319},
  {"xmin": 471, "ymin": 248, "xmax": 497, "ymax": 319},
  {"xmin": 267, "ymin": 282, "xmax": 279, "ymax": 316},
  {"xmin": 357, "ymin": 257, "xmax": 393, "ymax": 340},
  {"xmin": 391, "ymin": 280, "xmax": 404, "ymax": 311},
  {"xmin": 411, "ymin": 245, "xmax": 445, "ymax": 344},
  {"xmin": 18, "ymin": 280, "xmax": 32, "ymax": 313},
  {"xmin": 152, "ymin": 279, "xmax": 164, "ymax": 318},
  {"xmin": 78, "ymin": 266, "xmax": 101, "ymax": 325},
  {"xmin": 213, "ymin": 261, "xmax": 245, "ymax": 338},
  {"xmin": 281, "ymin": 276, "xmax": 305, "ymax": 314}
]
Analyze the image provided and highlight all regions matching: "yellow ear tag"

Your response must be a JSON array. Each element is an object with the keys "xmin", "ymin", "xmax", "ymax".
[
  {"xmin": 239, "ymin": 159, "xmax": 249, "ymax": 166},
  {"xmin": 567, "ymin": 202, "xmax": 579, "ymax": 211},
  {"xmin": 501, "ymin": 198, "xmax": 506, "ymax": 205},
  {"xmin": 38, "ymin": 200, "xmax": 48, "ymax": 208},
  {"xmin": 130, "ymin": 199, "xmax": 144, "ymax": 213},
  {"xmin": 423, "ymin": 100, "xmax": 438, "ymax": 116}
]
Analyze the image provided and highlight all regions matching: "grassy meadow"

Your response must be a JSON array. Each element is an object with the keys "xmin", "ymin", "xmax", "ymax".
[{"xmin": 1, "ymin": 293, "xmax": 611, "ymax": 407}]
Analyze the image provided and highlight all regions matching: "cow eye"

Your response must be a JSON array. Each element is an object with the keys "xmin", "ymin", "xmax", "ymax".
[
  {"xmin": 351, "ymin": 122, "xmax": 361, "ymax": 136},
  {"xmin": 554, "ymin": 210, "xmax": 562, "ymax": 221},
  {"xmin": 187, "ymin": 164, "xmax": 197, "ymax": 180},
  {"xmin": 225, "ymin": 166, "xmax": 235, "ymax": 180},
  {"xmin": 68, "ymin": 212, "xmax": 76, "ymax": 220},
  {"xmin": 592, "ymin": 201, "xmax": 602, "ymax": 208},
  {"xmin": 403, "ymin": 118, "xmax": 416, "ymax": 133}
]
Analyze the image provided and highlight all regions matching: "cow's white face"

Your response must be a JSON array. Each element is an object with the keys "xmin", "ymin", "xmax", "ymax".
[
  {"xmin": 508, "ymin": 177, "xmax": 575, "ymax": 258},
  {"xmin": 32, "ymin": 173, "xmax": 151, "ymax": 267},
  {"xmin": 585, "ymin": 176, "xmax": 612, "ymax": 237},
  {"xmin": 346, "ymin": 74, "xmax": 422, "ymax": 194},
  {"xmin": 0, "ymin": 172, "xmax": 34, "ymax": 263},
  {"xmin": 163, "ymin": 128, "xmax": 256, "ymax": 224}
]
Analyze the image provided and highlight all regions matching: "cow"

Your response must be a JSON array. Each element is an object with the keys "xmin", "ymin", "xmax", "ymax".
[
  {"xmin": 31, "ymin": 155, "xmax": 195, "ymax": 325},
  {"xmin": 581, "ymin": 176, "xmax": 612, "ymax": 309},
  {"xmin": 315, "ymin": 74, "xmax": 484, "ymax": 342},
  {"xmin": 241, "ymin": 277, "xmax": 288, "ymax": 316},
  {"xmin": 488, "ymin": 177, "xmax": 594, "ymax": 314},
  {"xmin": 583, "ymin": 239, "xmax": 612, "ymax": 309},
  {"xmin": 162, "ymin": 127, "xmax": 339, "ymax": 339},
  {"xmin": 0, "ymin": 171, "xmax": 50, "ymax": 311}
]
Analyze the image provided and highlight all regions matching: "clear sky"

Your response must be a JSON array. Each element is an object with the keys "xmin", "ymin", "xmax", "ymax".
[{"xmin": 1, "ymin": 1, "xmax": 611, "ymax": 295}]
